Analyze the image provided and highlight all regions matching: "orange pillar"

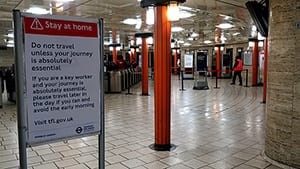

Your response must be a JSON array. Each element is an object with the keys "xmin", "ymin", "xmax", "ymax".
[
  {"xmin": 112, "ymin": 30, "xmax": 117, "ymax": 63},
  {"xmin": 152, "ymin": 5, "xmax": 172, "ymax": 150},
  {"xmin": 263, "ymin": 38, "xmax": 268, "ymax": 103},
  {"xmin": 216, "ymin": 46, "xmax": 221, "ymax": 78},
  {"xmin": 252, "ymin": 40, "xmax": 259, "ymax": 86},
  {"xmin": 174, "ymin": 50, "xmax": 178, "ymax": 74},
  {"xmin": 142, "ymin": 38, "xmax": 149, "ymax": 95}
]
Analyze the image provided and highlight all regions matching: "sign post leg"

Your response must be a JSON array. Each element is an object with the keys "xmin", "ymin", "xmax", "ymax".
[
  {"xmin": 13, "ymin": 10, "xmax": 28, "ymax": 169},
  {"xmin": 98, "ymin": 19, "xmax": 105, "ymax": 169}
]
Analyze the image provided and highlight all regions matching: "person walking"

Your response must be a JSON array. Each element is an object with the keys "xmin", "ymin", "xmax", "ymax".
[{"xmin": 231, "ymin": 55, "xmax": 243, "ymax": 85}]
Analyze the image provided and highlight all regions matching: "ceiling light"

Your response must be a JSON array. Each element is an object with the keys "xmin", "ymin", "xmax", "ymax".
[
  {"xmin": 146, "ymin": 37, "xmax": 153, "ymax": 44},
  {"xmin": 219, "ymin": 14, "xmax": 232, "ymax": 20},
  {"xmin": 187, "ymin": 37, "xmax": 194, "ymax": 41},
  {"xmin": 136, "ymin": 38, "xmax": 142, "ymax": 45},
  {"xmin": 122, "ymin": 18, "xmax": 137, "ymax": 25},
  {"xmin": 204, "ymin": 40, "xmax": 212, "ymax": 44},
  {"xmin": 233, "ymin": 32, "xmax": 240, "ymax": 36},
  {"xmin": 190, "ymin": 32, "xmax": 199, "ymax": 38},
  {"xmin": 26, "ymin": 7, "xmax": 50, "ymax": 15},
  {"xmin": 216, "ymin": 23, "xmax": 234, "ymax": 29},
  {"xmin": 7, "ymin": 44, "xmax": 14, "ymax": 47},
  {"xmin": 7, "ymin": 32, "xmax": 14, "ymax": 38},
  {"xmin": 257, "ymin": 32, "xmax": 265, "ymax": 40},
  {"xmin": 183, "ymin": 42, "xmax": 191, "ymax": 46},
  {"xmin": 171, "ymin": 27, "xmax": 184, "ymax": 32},
  {"xmin": 146, "ymin": 7, "xmax": 154, "ymax": 25},
  {"xmin": 177, "ymin": 40, "xmax": 184, "ymax": 43},
  {"xmin": 135, "ymin": 18, "xmax": 142, "ymax": 29},
  {"xmin": 167, "ymin": 1, "xmax": 180, "ymax": 21}
]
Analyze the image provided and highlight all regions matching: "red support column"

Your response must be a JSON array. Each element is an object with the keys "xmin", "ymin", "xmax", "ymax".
[
  {"xmin": 151, "ymin": 5, "xmax": 172, "ymax": 150},
  {"xmin": 174, "ymin": 50, "xmax": 178, "ymax": 74},
  {"xmin": 112, "ymin": 30, "xmax": 117, "ymax": 63},
  {"xmin": 142, "ymin": 38, "xmax": 149, "ymax": 95},
  {"xmin": 252, "ymin": 40, "xmax": 259, "ymax": 86},
  {"xmin": 216, "ymin": 46, "xmax": 221, "ymax": 78},
  {"xmin": 263, "ymin": 38, "xmax": 268, "ymax": 103}
]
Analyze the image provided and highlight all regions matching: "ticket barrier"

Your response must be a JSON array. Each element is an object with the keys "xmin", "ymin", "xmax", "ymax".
[
  {"xmin": 120, "ymin": 70, "xmax": 125, "ymax": 91},
  {"xmin": 109, "ymin": 71, "xmax": 122, "ymax": 92},
  {"xmin": 124, "ymin": 69, "xmax": 129, "ymax": 89}
]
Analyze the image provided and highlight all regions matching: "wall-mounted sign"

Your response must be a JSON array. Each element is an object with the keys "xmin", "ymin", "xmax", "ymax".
[{"xmin": 184, "ymin": 54, "xmax": 193, "ymax": 68}]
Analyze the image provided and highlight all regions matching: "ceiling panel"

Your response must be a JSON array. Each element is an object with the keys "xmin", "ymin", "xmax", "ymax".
[{"xmin": 0, "ymin": 0, "xmax": 254, "ymax": 47}]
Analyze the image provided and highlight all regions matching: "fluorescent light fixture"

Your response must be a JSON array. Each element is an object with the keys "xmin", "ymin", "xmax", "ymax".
[
  {"xmin": 7, "ymin": 32, "xmax": 14, "ymax": 38},
  {"xmin": 167, "ymin": 1, "xmax": 180, "ymax": 21},
  {"xmin": 135, "ymin": 18, "xmax": 142, "ymax": 29},
  {"xmin": 220, "ymin": 36, "xmax": 227, "ymax": 41},
  {"xmin": 136, "ymin": 38, "xmax": 142, "ymax": 45},
  {"xmin": 7, "ymin": 40, "xmax": 14, "ymax": 44},
  {"xmin": 7, "ymin": 44, "xmax": 14, "ymax": 47},
  {"xmin": 177, "ymin": 40, "xmax": 184, "ymax": 43},
  {"xmin": 147, "ymin": 37, "xmax": 153, "ymax": 44},
  {"xmin": 233, "ymin": 32, "xmax": 240, "ymax": 36},
  {"xmin": 219, "ymin": 14, "xmax": 232, "ymax": 20},
  {"xmin": 26, "ymin": 7, "xmax": 50, "ymax": 15},
  {"xmin": 248, "ymin": 41, "xmax": 254, "ymax": 47},
  {"xmin": 171, "ymin": 27, "xmax": 184, "ymax": 32},
  {"xmin": 187, "ymin": 37, "xmax": 194, "ymax": 41},
  {"xmin": 258, "ymin": 32, "xmax": 265, "ymax": 40},
  {"xmin": 183, "ymin": 42, "xmax": 191, "ymax": 46},
  {"xmin": 204, "ymin": 40, "xmax": 212, "ymax": 44},
  {"xmin": 122, "ymin": 18, "xmax": 137, "ymax": 25},
  {"xmin": 216, "ymin": 23, "xmax": 234, "ymax": 29},
  {"xmin": 146, "ymin": 7, "xmax": 154, "ymax": 25},
  {"xmin": 190, "ymin": 32, "xmax": 199, "ymax": 38}
]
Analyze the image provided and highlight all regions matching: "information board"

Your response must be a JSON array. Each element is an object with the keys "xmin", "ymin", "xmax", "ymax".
[
  {"xmin": 184, "ymin": 54, "xmax": 193, "ymax": 68},
  {"xmin": 23, "ymin": 15, "xmax": 101, "ymax": 144}
]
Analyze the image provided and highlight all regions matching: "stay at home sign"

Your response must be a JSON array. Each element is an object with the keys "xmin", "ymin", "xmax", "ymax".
[{"xmin": 23, "ymin": 15, "xmax": 101, "ymax": 145}]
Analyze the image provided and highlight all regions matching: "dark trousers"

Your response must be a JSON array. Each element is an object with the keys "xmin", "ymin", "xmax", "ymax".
[{"xmin": 232, "ymin": 71, "xmax": 242, "ymax": 85}]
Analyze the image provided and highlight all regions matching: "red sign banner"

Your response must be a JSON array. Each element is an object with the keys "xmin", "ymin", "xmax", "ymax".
[{"xmin": 24, "ymin": 17, "xmax": 98, "ymax": 37}]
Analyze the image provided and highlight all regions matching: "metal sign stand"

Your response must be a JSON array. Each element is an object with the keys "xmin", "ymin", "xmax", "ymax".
[
  {"xmin": 13, "ymin": 10, "xmax": 105, "ymax": 169},
  {"xmin": 13, "ymin": 10, "xmax": 28, "ymax": 169},
  {"xmin": 98, "ymin": 19, "xmax": 105, "ymax": 169}
]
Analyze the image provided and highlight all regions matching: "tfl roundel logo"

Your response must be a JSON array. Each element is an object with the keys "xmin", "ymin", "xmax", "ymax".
[{"xmin": 75, "ymin": 127, "xmax": 83, "ymax": 134}]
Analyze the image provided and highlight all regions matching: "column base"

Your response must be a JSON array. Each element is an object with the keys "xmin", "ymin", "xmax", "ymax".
[
  {"xmin": 149, "ymin": 143, "xmax": 176, "ymax": 151},
  {"xmin": 141, "ymin": 93, "xmax": 150, "ymax": 96}
]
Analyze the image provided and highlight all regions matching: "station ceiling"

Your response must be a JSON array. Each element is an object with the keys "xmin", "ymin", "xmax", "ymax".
[{"xmin": 0, "ymin": 0, "xmax": 254, "ymax": 48}]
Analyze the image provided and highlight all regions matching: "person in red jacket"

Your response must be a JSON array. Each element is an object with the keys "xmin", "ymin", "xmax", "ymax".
[{"xmin": 231, "ymin": 55, "xmax": 243, "ymax": 85}]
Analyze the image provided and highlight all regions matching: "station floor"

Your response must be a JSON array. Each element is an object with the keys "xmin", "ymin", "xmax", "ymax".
[{"xmin": 0, "ymin": 76, "xmax": 283, "ymax": 169}]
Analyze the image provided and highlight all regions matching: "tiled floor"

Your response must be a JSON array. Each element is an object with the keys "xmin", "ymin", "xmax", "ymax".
[{"xmin": 0, "ymin": 76, "xmax": 284, "ymax": 169}]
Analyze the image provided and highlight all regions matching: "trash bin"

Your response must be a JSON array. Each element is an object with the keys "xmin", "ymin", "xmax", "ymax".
[{"xmin": 109, "ymin": 71, "xmax": 122, "ymax": 92}]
